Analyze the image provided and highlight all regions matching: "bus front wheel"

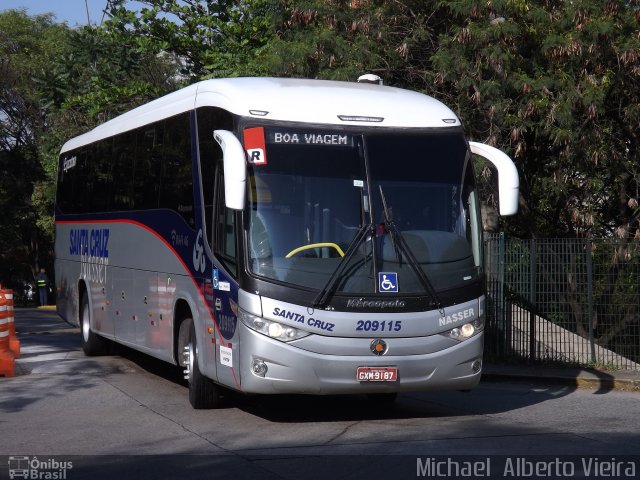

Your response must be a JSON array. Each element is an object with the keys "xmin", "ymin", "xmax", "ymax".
[{"xmin": 179, "ymin": 317, "xmax": 219, "ymax": 409}]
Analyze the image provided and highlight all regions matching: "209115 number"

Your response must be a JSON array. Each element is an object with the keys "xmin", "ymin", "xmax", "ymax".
[{"xmin": 356, "ymin": 320, "xmax": 402, "ymax": 332}]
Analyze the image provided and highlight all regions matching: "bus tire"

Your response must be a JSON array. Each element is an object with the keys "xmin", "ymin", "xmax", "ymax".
[
  {"xmin": 180, "ymin": 317, "xmax": 219, "ymax": 409},
  {"xmin": 80, "ymin": 294, "xmax": 109, "ymax": 356}
]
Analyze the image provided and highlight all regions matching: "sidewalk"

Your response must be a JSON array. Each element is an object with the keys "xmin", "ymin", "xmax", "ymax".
[{"xmin": 483, "ymin": 363, "xmax": 640, "ymax": 392}]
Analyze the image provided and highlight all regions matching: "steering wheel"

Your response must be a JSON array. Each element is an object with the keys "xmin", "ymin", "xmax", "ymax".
[{"xmin": 285, "ymin": 243, "xmax": 345, "ymax": 258}]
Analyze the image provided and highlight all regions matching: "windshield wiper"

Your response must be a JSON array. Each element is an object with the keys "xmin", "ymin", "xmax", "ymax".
[
  {"xmin": 378, "ymin": 185, "xmax": 444, "ymax": 313},
  {"xmin": 378, "ymin": 185, "xmax": 401, "ymax": 263},
  {"xmin": 312, "ymin": 186, "xmax": 445, "ymax": 313},
  {"xmin": 312, "ymin": 221, "xmax": 375, "ymax": 309}
]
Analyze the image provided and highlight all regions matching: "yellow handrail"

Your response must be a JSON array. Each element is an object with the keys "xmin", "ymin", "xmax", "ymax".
[{"xmin": 285, "ymin": 243, "xmax": 345, "ymax": 258}]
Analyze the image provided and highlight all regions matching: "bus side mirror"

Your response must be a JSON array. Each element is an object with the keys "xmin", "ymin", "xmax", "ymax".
[
  {"xmin": 214, "ymin": 130, "xmax": 246, "ymax": 210},
  {"xmin": 469, "ymin": 141, "xmax": 519, "ymax": 216}
]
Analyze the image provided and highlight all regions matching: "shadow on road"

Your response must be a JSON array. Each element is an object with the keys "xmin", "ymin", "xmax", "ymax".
[{"xmin": 7, "ymin": 308, "xmax": 578, "ymax": 422}]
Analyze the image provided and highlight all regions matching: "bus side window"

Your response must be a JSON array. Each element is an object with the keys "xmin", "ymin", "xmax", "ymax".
[
  {"xmin": 133, "ymin": 124, "xmax": 163, "ymax": 209},
  {"xmin": 160, "ymin": 113, "xmax": 194, "ymax": 227},
  {"xmin": 196, "ymin": 106, "xmax": 233, "ymax": 250},
  {"xmin": 213, "ymin": 166, "xmax": 237, "ymax": 276},
  {"xmin": 56, "ymin": 155, "xmax": 68, "ymax": 213},
  {"xmin": 57, "ymin": 151, "xmax": 78, "ymax": 214},
  {"xmin": 73, "ymin": 148, "xmax": 90, "ymax": 212},
  {"xmin": 112, "ymin": 130, "xmax": 136, "ymax": 211},
  {"xmin": 93, "ymin": 138, "xmax": 113, "ymax": 212},
  {"xmin": 198, "ymin": 122, "xmax": 220, "ymax": 249},
  {"xmin": 201, "ymin": 145, "xmax": 217, "ymax": 249}
]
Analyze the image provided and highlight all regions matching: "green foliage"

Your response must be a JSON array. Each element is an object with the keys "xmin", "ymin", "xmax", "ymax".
[
  {"xmin": 30, "ymin": 23, "xmax": 179, "ymax": 276},
  {"xmin": 105, "ymin": 0, "xmax": 279, "ymax": 79},
  {"xmin": 0, "ymin": 8, "xmax": 179, "ymax": 286},
  {"xmin": 430, "ymin": 0, "xmax": 640, "ymax": 238},
  {"xmin": 258, "ymin": 1, "xmax": 443, "ymax": 85},
  {"xmin": 0, "ymin": 9, "xmax": 68, "ymax": 281},
  {"xmin": 3, "ymin": 0, "xmax": 640, "ymax": 290}
]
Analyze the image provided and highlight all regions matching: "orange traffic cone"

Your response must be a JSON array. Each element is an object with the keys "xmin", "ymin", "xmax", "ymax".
[
  {"xmin": 1, "ymin": 289, "xmax": 20, "ymax": 358},
  {"xmin": 0, "ymin": 293, "xmax": 16, "ymax": 377}
]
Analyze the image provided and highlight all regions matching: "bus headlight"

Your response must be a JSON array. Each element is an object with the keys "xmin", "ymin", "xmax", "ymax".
[
  {"xmin": 239, "ymin": 309, "xmax": 310, "ymax": 342},
  {"xmin": 444, "ymin": 317, "xmax": 485, "ymax": 342}
]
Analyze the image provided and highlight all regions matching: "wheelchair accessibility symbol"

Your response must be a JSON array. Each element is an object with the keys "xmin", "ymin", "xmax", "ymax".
[{"xmin": 379, "ymin": 272, "xmax": 398, "ymax": 293}]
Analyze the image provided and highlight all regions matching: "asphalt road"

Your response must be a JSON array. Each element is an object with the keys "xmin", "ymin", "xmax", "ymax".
[{"xmin": 1, "ymin": 309, "xmax": 639, "ymax": 480}]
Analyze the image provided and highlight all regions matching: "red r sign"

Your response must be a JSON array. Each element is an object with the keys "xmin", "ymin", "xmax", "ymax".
[{"xmin": 244, "ymin": 127, "xmax": 267, "ymax": 165}]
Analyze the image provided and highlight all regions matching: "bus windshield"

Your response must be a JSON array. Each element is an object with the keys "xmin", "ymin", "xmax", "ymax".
[{"xmin": 246, "ymin": 127, "xmax": 482, "ymax": 295}]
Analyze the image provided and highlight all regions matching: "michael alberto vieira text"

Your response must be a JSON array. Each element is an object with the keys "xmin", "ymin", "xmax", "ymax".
[{"xmin": 416, "ymin": 457, "xmax": 637, "ymax": 477}]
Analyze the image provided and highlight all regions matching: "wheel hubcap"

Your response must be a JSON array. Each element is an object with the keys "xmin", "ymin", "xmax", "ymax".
[{"xmin": 183, "ymin": 341, "xmax": 194, "ymax": 382}]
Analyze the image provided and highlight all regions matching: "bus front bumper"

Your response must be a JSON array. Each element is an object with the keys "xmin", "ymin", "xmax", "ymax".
[{"xmin": 235, "ymin": 323, "xmax": 484, "ymax": 395}]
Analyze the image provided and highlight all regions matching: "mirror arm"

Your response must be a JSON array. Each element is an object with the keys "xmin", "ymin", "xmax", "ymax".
[
  {"xmin": 214, "ymin": 130, "xmax": 247, "ymax": 211},
  {"xmin": 469, "ymin": 141, "xmax": 519, "ymax": 216}
]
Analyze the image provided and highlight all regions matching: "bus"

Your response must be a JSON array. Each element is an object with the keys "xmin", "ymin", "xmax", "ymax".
[{"xmin": 54, "ymin": 76, "xmax": 519, "ymax": 408}]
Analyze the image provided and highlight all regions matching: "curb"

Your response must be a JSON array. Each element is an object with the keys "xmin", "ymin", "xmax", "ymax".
[{"xmin": 482, "ymin": 368, "xmax": 640, "ymax": 392}]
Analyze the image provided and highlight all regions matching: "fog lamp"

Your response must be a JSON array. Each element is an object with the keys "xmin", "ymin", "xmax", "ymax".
[
  {"xmin": 472, "ymin": 359, "xmax": 482, "ymax": 373},
  {"xmin": 252, "ymin": 359, "xmax": 268, "ymax": 377}
]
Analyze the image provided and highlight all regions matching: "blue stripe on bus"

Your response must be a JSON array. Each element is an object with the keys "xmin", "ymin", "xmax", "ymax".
[{"xmin": 55, "ymin": 216, "xmax": 241, "ymax": 388}]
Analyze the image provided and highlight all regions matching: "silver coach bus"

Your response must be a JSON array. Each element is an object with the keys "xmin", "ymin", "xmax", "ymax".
[{"xmin": 55, "ymin": 77, "xmax": 519, "ymax": 408}]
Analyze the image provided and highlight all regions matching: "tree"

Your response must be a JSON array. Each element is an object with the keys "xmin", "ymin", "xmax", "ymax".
[
  {"xmin": 242, "ymin": 0, "xmax": 640, "ymax": 238},
  {"xmin": 0, "ymin": 10, "xmax": 68, "ymax": 284},
  {"xmin": 104, "ymin": 0, "xmax": 280, "ymax": 79},
  {"xmin": 255, "ymin": 1, "xmax": 444, "ymax": 85},
  {"xmin": 430, "ymin": 0, "xmax": 640, "ymax": 238},
  {"xmin": 35, "ymin": 23, "xmax": 181, "ymax": 175},
  {"xmin": 0, "ymin": 9, "xmax": 180, "ymax": 288},
  {"xmin": 4, "ymin": 0, "xmax": 639, "ymax": 295}
]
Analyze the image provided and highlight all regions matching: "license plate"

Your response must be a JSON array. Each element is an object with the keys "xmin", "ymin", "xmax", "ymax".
[{"xmin": 357, "ymin": 367, "xmax": 398, "ymax": 382}]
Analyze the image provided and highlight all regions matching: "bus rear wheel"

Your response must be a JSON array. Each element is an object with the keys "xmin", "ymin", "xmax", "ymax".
[
  {"xmin": 80, "ymin": 294, "xmax": 109, "ymax": 356},
  {"xmin": 179, "ymin": 318, "xmax": 219, "ymax": 409}
]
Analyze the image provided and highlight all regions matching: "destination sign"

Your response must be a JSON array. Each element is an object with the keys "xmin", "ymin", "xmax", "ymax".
[{"xmin": 267, "ymin": 130, "xmax": 354, "ymax": 147}]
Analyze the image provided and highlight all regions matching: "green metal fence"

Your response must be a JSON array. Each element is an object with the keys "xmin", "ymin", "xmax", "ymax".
[{"xmin": 484, "ymin": 233, "xmax": 640, "ymax": 370}]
